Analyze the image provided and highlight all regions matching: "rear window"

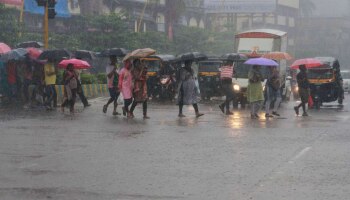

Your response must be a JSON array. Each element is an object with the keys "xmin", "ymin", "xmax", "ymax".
[{"xmin": 198, "ymin": 61, "xmax": 222, "ymax": 72}]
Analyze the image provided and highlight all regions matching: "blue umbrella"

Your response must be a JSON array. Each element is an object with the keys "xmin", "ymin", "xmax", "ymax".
[
  {"xmin": 0, "ymin": 48, "xmax": 28, "ymax": 62},
  {"xmin": 244, "ymin": 58, "xmax": 278, "ymax": 66}
]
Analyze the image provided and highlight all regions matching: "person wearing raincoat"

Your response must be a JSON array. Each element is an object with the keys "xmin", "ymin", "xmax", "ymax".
[
  {"xmin": 177, "ymin": 60, "xmax": 204, "ymax": 118},
  {"xmin": 247, "ymin": 65, "xmax": 264, "ymax": 119},
  {"xmin": 118, "ymin": 60, "xmax": 133, "ymax": 118}
]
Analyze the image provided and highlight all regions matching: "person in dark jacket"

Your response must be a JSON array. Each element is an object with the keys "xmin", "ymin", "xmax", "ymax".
[{"xmin": 294, "ymin": 64, "xmax": 309, "ymax": 116}]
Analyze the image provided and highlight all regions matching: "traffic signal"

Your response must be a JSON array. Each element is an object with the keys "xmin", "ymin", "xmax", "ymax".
[
  {"xmin": 48, "ymin": 8, "xmax": 56, "ymax": 19},
  {"xmin": 48, "ymin": 0, "xmax": 56, "ymax": 19},
  {"xmin": 36, "ymin": 0, "xmax": 47, "ymax": 7},
  {"xmin": 48, "ymin": 0, "xmax": 56, "ymax": 7}
]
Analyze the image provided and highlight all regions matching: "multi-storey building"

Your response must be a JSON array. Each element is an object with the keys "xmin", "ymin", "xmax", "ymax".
[{"xmin": 204, "ymin": 0, "xmax": 299, "ymax": 53}]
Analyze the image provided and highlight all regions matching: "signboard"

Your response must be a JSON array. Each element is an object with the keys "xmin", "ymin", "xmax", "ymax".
[
  {"xmin": 237, "ymin": 38, "xmax": 274, "ymax": 54},
  {"xmin": 24, "ymin": 0, "xmax": 71, "ymax": 17},
  {"xmin": 204, "ymin": 0, "xmax": 276, "ymax": 14}
]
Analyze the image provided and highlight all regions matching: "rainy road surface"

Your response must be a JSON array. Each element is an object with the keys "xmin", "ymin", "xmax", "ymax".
[{"xmin": 0, "ymin": 96, "xmax": 350, "ymax": 200}]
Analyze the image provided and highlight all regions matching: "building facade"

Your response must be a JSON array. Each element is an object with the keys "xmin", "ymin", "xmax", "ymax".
[{"xmin": 204, "ymin": 0, "xmax": 299, "ymax": 53}]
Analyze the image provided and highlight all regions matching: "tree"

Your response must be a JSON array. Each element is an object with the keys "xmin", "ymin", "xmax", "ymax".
[
  {"xmin": 165, "ymin": 0, "xmax": 186, "ymax": 41},
  {"xmin": 77, "ymin": 0, "xmax": 102, "ymax": 15},
  {"xmin": 102, "ymin": 0, "xmax": 120, "ymax": 13},
  {"xmin": 299, "ymin": 0, "xmax": 316, "ymax": 17},
  {"xmin": 0, "ymin": 3, "xmax": 22, "ymax": 46}
]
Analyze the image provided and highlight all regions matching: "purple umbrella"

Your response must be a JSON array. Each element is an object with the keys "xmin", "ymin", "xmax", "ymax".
[{"xmin": 244, "ymin": 58, "xmax": 278, "ymax": 66}]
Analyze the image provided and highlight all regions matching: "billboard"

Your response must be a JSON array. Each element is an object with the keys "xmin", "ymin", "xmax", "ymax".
[
  {"xmin": 204, "ymin": 0, "xmax": 276, "ymax": 14},
  {"xmin": 24, "ymin": 0, "xmax": 71, "ymax": 18}
]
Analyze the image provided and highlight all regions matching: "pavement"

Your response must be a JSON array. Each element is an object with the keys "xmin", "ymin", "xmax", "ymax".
[{"xmin": 0, "ymin": 96, "xmax": 350, "ymax": 200}]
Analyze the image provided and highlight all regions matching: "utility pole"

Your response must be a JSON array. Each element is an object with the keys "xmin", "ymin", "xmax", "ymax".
[
  {"xmin": 138, "ymin": 0, "xmax": 149, "ymax": 32},
  {"xmin": 44, "ymin": 1, "xmax": 49, "ymax": 49},
  {"xmin": 35, "ymin": 0, "xmax": 56, "ymax": 49}
]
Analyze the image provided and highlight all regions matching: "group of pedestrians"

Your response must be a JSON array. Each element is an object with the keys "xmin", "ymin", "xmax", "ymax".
[
  {"xmin": 0, "ymin": 56, "xmax": 90, "ymax": 112},
  {"xmin": 103, "ymin": 56, "xmax": 150, "ymax": 119},
  {"xmin": 102, "ymin": 56, "xmax": 204, "ymax": 119}
]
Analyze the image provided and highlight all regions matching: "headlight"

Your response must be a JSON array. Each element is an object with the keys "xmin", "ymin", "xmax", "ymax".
[
  {"xmin": 295, "ymin": 86, "xmax": 299, "ymax": 92},
  {"xmin": 160, "ymin": 78, "xmax": 168, "ymax": 84},
  {"xmin": 233, "ymin": 84, "xmax": 240, "ymax": 91}
]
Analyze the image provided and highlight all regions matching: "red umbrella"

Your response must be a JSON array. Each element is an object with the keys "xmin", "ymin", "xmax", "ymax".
[
  {"xmin": 58, "ymin": 59, "xmax": 91, "ymax": 69},
  {"xmin": 291, "ymin": 58, "xmax": 323, "ymax": 69},
  {"xmin": 0, "ymin": 43, "xmax": 11, "ymax": 54},
  {"xmin": 27, "ymin": 47, "xmax": 42, "ymax": 59}
]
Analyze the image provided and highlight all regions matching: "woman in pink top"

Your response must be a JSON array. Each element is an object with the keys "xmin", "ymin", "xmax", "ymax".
[{"xmin": 118, "ymin": 60, "xmax": 133, "ymax": 118}]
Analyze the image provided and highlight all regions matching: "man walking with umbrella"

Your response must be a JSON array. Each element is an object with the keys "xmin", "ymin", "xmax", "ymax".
[
  {"xmin": 219, "ymin": 59, "xmax": 234, "ymax": 115},
  {"xmin": 294, "ymin": 64, "xmax": 309, "ymax": 116},
  {"xmin": 44, "ymin": 58, "xmax": 57, "ymax": 109}
]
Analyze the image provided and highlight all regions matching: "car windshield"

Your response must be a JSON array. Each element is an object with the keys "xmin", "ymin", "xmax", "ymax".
[
  {"xmin": 341, "ymin": 71, "xmax": 350, "ymax": 79},
  {"xmin": 234, "ymin": 61, "xmax": 269, "ymax": 79},
  {"xmin": 145, "ymin": 60, "xmax": 160, "ymax": 72},
  {"xmin": 308, "ymin": 68, "xmax": 333, "ymax": 79},
  {"xmin": 198, "ymin": 61, "xmax": 222, "ymax": 72}
]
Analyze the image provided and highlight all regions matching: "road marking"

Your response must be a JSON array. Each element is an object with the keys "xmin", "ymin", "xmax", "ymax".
[{"xmin": 288, "ymin": 147, "xmax": 312, "ymax": 164}]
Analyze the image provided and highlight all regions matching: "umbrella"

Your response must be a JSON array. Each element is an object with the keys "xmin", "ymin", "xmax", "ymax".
[
  {"xmin": 244, "ymin": 58, "xmax": 278, "ymax": 66},
  {"xmin": 0, "ymin": 43, "xmax": 11, "ymax": 54},
  {"xmin": 58, "ymin": 59, "xmax": 91, "ymax": 69},
  {"xmin": 100, "ymin": 48, "xmax": 129, "ymax": 57},
  {"xmin": 123, "ymin": 48, "xmax": 156, "ymax": 61},
  {"xmin": 16, "ymin": 41, "xmax": 43, "ymax": 48},
  {"xmin": 0, "ymin": 48, "xmax": 28, "ymax": 62},
  {"xmin": 262, "ymin": 52, "xmax": 292, "ymax": 60},
  {"xmin": 38, "ymin": 49, "xmax": 73, "ymax": 61},
  {"xmin": 290, "ymin": 58, "xmax": 322, "ymax": 69},
  {"xmin": 27, "ymin": 47, "xmax": 42, "ymax": 59},
  {"xmin": 73, "ymin": 50, "xmax": 96, "ymax": 60},
  {"xmin": 178, "ymin": 52, "xmax": 208, "ymax": 62},
  {"xmin": 148, "ymin": 54, "xmax": 177, "ymax": 63},
  {"xmin": 221, "ymin": 53, "xmax": 247, "ymax": 61}
]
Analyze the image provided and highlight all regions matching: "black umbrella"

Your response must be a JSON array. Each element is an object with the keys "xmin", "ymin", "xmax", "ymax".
[
  {"xmin": 221, "ymin": 53, "xmax": 248, "ymax": 61},
  {"xmin": 16, "ymin": 41, "xmax": 44, "ymax": 48},
  {"xmin": 99, "ymin": 48, "xmax": 129, "ymax": 57},
  {"xmin": 38, "ymin": 49, "xmax": 73, "ymax": 61},
  {"xmin": 73, "ymin": 50, "xmax": 96, "ymax": 60},
  {"xmin": 178, "ymin": 52, "xmax": 208, "ymax": 62},
  {"xmin": 148, "ymin": 54, "xmax": 177, "ymax": 63}
]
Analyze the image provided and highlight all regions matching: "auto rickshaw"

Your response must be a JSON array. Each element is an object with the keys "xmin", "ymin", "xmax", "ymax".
[
  {"xmin": 309, "ymin": 57, "xmax": 344, "ymax": 109},
  {"xmin": 197, "ymin": 57, "xmax": 223, "ymax": 100},
  {"xmin": 141, "ymin": 55, "xmax": 177, "ymax": 99}
]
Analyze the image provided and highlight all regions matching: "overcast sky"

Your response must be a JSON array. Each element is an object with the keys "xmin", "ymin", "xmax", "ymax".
[{"xmin": 310, "ymin": 0, "xmax": 349, "ymax": 17}]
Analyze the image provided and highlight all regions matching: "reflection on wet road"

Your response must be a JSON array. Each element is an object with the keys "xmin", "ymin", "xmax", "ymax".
[{"xmin": 0, "ymin": 97, "xmax": 350, "ymax": 200}]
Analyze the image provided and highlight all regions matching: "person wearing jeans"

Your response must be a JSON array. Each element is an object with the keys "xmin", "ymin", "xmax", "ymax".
[
  {"xmin": 265, "ymin": 67, "xmax": 282, "ymax": 118},
  {"xmin": 44, "ymin": 59, "xmax": 57, "ymax": 109}
]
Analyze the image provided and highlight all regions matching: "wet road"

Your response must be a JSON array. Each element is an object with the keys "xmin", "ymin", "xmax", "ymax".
[{"xmin": 0, "ymin": 96, "xmax": 350, "ymax": 200}]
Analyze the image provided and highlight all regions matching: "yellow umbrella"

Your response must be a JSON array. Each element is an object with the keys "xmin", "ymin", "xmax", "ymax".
[
  {"xmin": 123, "ymin": 48, "xmax": 156, "ymax": 61},
  {"xmin": 262, "ymin": 52, "xmax": 293, "ymax": 60}
]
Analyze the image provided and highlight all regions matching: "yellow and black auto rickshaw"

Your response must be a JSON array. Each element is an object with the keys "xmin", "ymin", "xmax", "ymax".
[
  {"xmin": 141, "ymin": 55, "xmax": 177, "ymax": 100},
  {"xmin": 309, "ymin": 57, "xmax": 344, "ymax": 109},
  {"xmin": 197, "ymin": 57, "xmax": 223, "ymax": 100}
]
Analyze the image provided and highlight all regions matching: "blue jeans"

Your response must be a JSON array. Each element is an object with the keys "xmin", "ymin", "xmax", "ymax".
[{"xmin": 45, "ymin": 85, "xmax": 56, "ymax": 107}]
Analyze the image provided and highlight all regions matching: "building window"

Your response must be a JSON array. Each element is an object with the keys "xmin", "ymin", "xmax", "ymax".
[
  {"xmin": 288, "ymin": 17, "xmax": 295, "ymax": 27},
  {"xmin": 277, "ymin": 15, "xmax": 286, "ymax": 25}
]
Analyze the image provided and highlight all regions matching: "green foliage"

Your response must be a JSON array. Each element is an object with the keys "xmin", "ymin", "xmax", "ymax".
[
  {"xmin": 0, "ymin": 3, "xmax": 22, "ymax": 45},
  {"xmin": 96, "ymin": 73, "xmax": 107, "ymax": 84},
  {"xmin": 56, "ymin": 70, "xmax": 64, "ymax": 85},
  {"xmin": 80, "ymin": 73, "xmax": 97, "ymax": 84}
]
